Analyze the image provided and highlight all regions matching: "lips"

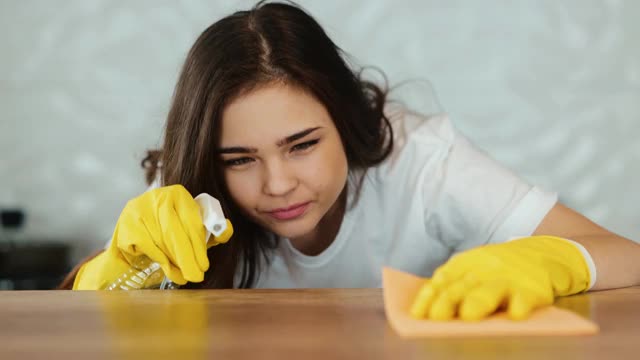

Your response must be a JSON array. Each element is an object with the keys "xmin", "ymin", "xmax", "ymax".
[{"xmin": 266, "ymin": 202, "xmax": 310, "ymax": 221}]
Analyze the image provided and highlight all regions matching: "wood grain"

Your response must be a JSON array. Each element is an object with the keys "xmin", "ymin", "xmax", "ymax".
[{"xmin": 0, "ymin": 287, "xmax": 638, "ymax": 359}]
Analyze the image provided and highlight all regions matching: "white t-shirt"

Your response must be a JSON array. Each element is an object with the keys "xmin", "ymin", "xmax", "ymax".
[{"xmin": 251, "ymin": 105, "xmax": 558, "ymax": 288}]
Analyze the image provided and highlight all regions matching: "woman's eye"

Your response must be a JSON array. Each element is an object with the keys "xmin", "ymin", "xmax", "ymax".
[
  {"xmin": 291, "ymin": 139, "xmax": 319, "ymax": 152},
  {"xmin": 223, "ymin": 157, "xmax": 254, "ymax": 167}
]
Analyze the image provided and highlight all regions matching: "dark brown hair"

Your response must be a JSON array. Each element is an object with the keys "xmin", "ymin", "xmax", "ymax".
[{"xmin": 142, "ymin": 0, "xmax": 393, "ymax": 288}]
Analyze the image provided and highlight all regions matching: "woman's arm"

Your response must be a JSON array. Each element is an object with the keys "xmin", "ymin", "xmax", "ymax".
[{"xmin": 533, "ymin": 203, "xmax": 640, "ymax": 290}]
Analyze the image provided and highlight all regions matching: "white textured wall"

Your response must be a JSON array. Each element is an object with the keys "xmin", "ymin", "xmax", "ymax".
[{"xmin": 1, "ymin": 0, "xmax": 638, "ymax": 262}]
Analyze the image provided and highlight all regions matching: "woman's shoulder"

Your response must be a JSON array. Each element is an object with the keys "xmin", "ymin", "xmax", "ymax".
[
  {"xmin": 384, "ymin": 103, "xmax": 456, "ymax": 146},
  {"xmin": 347, "ymin": 104, "xmax": 460, "ymax": 220},
  {"xmin": 374, "ymin": 103, "xmax": 458, "ymax": 178},
  {"xmin": 351, "ymin": 104, "xmax": 461, "ymax": 211}
]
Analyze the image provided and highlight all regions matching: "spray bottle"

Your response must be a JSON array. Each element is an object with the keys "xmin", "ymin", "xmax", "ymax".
[{"xmin": 104, "ymin": 193, "xmax": 231, "ymax": 290}]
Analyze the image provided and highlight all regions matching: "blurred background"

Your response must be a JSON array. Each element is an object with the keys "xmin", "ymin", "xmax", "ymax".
[{"xmin": 1, "ymin": 0, "xmax": 638, "ymax": 289}]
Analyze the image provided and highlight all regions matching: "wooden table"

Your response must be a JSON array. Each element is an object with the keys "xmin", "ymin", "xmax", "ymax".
[{"xmin": 0, "ymin": 287, "xmax": 639, "ymax": 359}]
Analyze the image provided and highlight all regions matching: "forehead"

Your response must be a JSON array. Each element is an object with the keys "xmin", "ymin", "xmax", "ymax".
[{"xmin": 220, "ymin": 84, "xmax": 333, "ymax": 146}]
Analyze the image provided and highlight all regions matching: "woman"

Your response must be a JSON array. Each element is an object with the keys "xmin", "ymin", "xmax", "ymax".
[{"xmin": 72, "ymin": 1, "xmax": 640, "ymax": 321}]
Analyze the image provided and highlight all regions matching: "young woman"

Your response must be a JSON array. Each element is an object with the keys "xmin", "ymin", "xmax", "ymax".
[{"xmin": 72, "ymin": 1, "xmax": 640, "ymax": 321}]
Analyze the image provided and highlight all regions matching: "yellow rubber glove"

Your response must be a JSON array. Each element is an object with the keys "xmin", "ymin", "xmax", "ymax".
[
  {"xmin": 410, "ymin": 236, "xmax": 591, "ymax": 321},
  {"xmin": 73, "ymin": 185, "xmax": 233, "ymax": 290}
]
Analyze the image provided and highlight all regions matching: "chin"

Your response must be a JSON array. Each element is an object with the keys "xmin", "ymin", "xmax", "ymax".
[
  {"xmin": 266, "ymin": 216, "xmax": 319, "ymax": 240},
  {"xmin": 270, "ymin": 224, "xmax": 313, "ymax": 240}
]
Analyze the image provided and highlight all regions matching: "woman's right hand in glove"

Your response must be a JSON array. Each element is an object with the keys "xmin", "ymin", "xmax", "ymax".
[{"xmin": 73, "ymin": 185, "xmax": 233, "ymax": 290}]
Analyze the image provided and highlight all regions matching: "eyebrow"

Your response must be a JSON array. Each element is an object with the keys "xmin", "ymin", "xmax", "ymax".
[{"xmin": 218, "ymin": 127, "xmax": 322, "ymax": 154}]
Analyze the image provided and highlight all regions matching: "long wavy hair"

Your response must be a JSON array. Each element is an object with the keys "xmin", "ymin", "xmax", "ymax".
[{"xmin": 142, "ymin": 1, "xmax": 394, "ymax": 288}]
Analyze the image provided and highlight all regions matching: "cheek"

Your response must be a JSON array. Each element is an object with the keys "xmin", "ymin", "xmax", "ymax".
[
  {"xmin": 224, "ymin": 172, "xmax": 259, "ymax": 210},
  {"xmin": 302, "ymin": 142, "xmax": 348, "ymax": 192}
]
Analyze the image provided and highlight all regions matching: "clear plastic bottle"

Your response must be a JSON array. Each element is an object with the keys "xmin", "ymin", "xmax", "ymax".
[
  {"xmin": 104, "ymin": 193, "xmax": 228, "ymax": 291},
  {"xmin": 104, "ymin": 255, "xmax": 179, "ymax": 290}
]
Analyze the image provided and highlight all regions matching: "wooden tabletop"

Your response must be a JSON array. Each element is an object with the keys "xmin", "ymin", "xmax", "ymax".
[{"xmin": 0, "ymin": 287, "xmax": 639, "ymax": 360}]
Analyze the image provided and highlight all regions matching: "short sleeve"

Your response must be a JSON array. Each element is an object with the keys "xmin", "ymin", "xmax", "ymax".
[{"xmin": 417, "ymin": 114, "xmax": 558, "ymax": 252}]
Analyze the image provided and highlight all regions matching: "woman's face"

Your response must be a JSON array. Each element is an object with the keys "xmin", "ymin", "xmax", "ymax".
[{"xmin": 219, "ymin": 83, "xmax": 349, "ymax": 244}]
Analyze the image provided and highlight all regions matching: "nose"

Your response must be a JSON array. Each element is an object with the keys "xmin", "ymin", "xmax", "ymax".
[{"xmin": 262, "ymin": 158, "xmax": 298, "ymax": 197}]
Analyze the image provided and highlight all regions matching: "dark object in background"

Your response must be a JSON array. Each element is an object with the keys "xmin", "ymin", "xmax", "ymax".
[
  {"xmin": 0, "ymin": 242, "xmax": 71, "ymax": 290},
  {"xmin": 1, "ymin": 209, "xmax": 25, "ymax": 230},
  {"xmin": 0, "ymin": 208, "xmax": 71, "ymax": 289}
]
